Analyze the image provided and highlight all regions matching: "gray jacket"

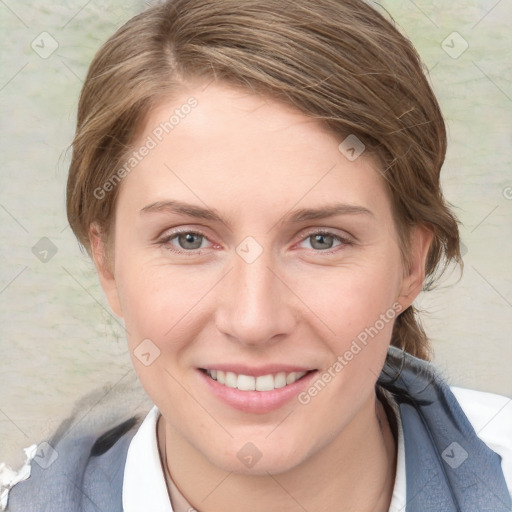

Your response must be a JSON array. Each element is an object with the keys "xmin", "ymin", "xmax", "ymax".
[{"xmin": 6, "ymin": 347, "xmax": 511, "ymax": 511}]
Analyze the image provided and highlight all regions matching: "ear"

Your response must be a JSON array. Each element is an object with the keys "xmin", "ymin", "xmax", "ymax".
[
  {"xmin": 397, "ymin": 224, "xmax": 434, "ymax": 311},
  {"xmin": 89, "ymin": 224, "xmax": 123, "ymax": 318}
]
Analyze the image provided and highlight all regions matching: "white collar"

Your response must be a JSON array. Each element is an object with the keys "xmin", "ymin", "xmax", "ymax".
[
  {"xmin": 388, "ymin": 401, "xmax": 407, "ymax": 512},
  {"xmin": 122, "ymin": 406, "xmax": 173, "ymax": 512}
]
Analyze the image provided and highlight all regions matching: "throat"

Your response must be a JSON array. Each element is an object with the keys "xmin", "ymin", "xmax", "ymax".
[{"xmin": 157, "ymin": 415, "xmax": 199, "ymax": 512}]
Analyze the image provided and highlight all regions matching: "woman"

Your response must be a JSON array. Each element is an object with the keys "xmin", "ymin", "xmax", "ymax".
[{"xmin": 3, "ymin": 0, "xmax": 511, "ymax": 510}]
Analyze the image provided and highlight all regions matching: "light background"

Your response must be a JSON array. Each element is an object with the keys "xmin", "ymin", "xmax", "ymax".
[{"xmin": 0, "ymin": 0, "xmax": 511, "ymax": 469}]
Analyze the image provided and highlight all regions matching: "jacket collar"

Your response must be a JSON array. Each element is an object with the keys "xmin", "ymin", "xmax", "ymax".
[{"xmin": 378, "ymin": 346, "xmax": 511, "ymax": 512}]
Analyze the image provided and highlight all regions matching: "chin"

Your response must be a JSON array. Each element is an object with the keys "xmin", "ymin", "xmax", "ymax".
[{"xmin": 203, "ymin": 436, "xmax": 309, "ymax": 476}]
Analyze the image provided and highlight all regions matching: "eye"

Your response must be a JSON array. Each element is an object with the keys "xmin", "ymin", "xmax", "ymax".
[
  {"xmin": 175, "ymin": 232, "xmax": 205, "ymax": 250},
  {"xmin": 298, "ymin": 231, "xmax": 352, "ymax": 252},
  {"xmin": 159, "ymin": 230, "xmax": 211, "ymax": 252}
]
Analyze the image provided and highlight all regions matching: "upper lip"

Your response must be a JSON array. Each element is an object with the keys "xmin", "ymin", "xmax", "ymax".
[{"xmin": 199, "ymin": 364, "xmax": 316, "ymax": 377}]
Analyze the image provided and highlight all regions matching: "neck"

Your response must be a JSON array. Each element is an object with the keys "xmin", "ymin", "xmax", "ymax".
[{"xmin": 158, "ymin": 392, "xmax": 396, "ymax": 512}]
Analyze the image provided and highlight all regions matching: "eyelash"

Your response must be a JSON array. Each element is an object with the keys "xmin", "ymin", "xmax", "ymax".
[
  {"xmin": 158, "ymin": 229, "xmax": 212, "ymax": 256},
  {"xmin": 299, "ymin": 229, "xmax": 354, "ymax": 254},
  {"xmin": 157, "ymin": 228, "xmax": 354, "ymax": 255}
]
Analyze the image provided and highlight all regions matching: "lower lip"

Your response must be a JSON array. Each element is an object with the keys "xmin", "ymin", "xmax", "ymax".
[{"xmin": 197, "ymin": 369, "xmax": 318, "ymax": 414}]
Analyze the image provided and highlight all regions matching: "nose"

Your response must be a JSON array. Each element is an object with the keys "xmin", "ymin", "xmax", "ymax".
[{"xmin": 215, "ymin": 249, "xmax": 297, "ymax": 348}]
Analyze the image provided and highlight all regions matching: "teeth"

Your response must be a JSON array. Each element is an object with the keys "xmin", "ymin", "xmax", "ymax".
[
  {"xmin": 237, "ymin": 374, "xmax": 256, "ymax": 391},
  {"xmin": 225, "ymin": 371, "xmax": 237, "ymax": 388},
  {"xmin": 274, "ymin": 372, "xmax": 287, "ymax": 389},
  {"xmin": 206, "ymin": 369, "xmax": 309, "ymax": 391},
  {"xmin": 256, "ymin": 374, "xmax": 274, "ymax": 391},
  {"xmin": 286, "ymin": 372, "xmax": 297, "ymax": 385}
]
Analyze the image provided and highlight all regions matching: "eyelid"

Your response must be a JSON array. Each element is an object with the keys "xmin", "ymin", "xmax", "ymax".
[
  {"xmin": 157, "ymin": 224, "xmax": 213, "ymax": 241},
  {"xmin": 298, "ymin": 227, "xmax": 355, "ymax": 243},
  {"xmin": 293, "ymin": 228, "xmax": 355, "ymax": 254},
  {"xmin": 157, "ymin": 227, "xmax": 217, "ymax": 254}
]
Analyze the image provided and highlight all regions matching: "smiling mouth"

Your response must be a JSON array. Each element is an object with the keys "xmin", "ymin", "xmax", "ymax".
[{"xmin": 200, "ymin": 368, "xmax": 315, "ymax": 391}]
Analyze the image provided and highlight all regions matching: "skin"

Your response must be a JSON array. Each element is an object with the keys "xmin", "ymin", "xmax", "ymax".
[{"xmin": 91, "ymin": 82, "xmax": 432, "ymax": 511}]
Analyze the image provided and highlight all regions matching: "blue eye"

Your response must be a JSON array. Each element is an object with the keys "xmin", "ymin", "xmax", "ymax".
[
  {"xmin": 160, "ymin": 231, "xmax": 210, "ymax": 252},
  {"xmin": 308, "ymin": 233, "xmax": 338, "ymax": 250},
  {"xmin": 175, "ymin": 232, "xmax": 205, "ymax": 250},
  {"xmin": 299, "ymin": 231, "xmax": 352, "ymax": 252}
]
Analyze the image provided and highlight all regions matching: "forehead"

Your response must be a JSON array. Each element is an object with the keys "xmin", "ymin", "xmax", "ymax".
[{"xmin": 116, "ymin": 82, "xmax": 391, "ymax": 222}]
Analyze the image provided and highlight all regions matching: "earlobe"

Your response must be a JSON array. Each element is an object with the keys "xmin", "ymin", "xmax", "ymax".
[
  {"xmin": 397, "ymin": 225, "xmax": 434, "ymax": 311},
  {"xmin": 89, "ymin": 224, "xmax": 123, "ymax": 318}
]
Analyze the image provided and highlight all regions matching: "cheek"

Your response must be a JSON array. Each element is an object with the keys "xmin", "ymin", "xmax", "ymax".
[
  {"xmin": 286, "ymin": 252, "xmax": 404, "ymax": 413},
  {"xmin": 293, "ymin": 296, "xmax": 399, "ymax": 451},
  {"xmin": 289, "ymin": 254, "xmax": 403, "ymax": 341},
  {"xmin": 115, "ymin": 260, "xmax": 211, "ymax": 412},
  {"xmin": 291, "ymin": 255, "xmax": 403, "ymax": 417},
  {"xmin": 113, "ymin": 252, "xmax": 206, "ymax": 347}
]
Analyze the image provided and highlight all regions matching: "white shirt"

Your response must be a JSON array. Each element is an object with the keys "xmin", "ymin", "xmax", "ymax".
[{"xmin": 122, "ymin": 387, "xmax": 511, "ymax": 512}]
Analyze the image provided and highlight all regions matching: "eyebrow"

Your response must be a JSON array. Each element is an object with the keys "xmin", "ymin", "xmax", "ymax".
[
  {"xmin": 140, "ymin": 200, "xmax": 373, "ymax": 225},
  {"xmin": 141, "ymin": 200, "xmax": 224, "ymax": 223},
  {"xmin": 284, "ymin": 204, "xmax": 373, "ymax": 222}
]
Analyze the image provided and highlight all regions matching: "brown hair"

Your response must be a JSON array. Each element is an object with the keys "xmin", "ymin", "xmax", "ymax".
[{"xmin": 66, "ymin": 0, "xmax": 462, "ymax": 360}]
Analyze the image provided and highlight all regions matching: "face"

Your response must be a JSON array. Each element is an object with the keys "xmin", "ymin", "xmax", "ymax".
[{"xmin": 93, "ymin": 82, "xmax": 429, "ymax": 475}]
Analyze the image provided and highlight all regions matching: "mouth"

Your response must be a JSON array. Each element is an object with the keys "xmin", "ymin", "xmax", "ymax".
[
  {"xmin": 197, "ymin": 367, "xmax": 318, "ymax": 413},
  {"xmin": 200, "ymin": 368, "xmax": 313, "ymax": 391}
]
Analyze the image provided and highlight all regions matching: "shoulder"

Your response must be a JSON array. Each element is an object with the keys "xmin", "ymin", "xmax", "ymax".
[
  {"xmin": 450, "ymin": 387, "xmax": 512, "ymax": 443},
  {"xmin": 380, "ymin": 347, "xmax": 512, "ymax": 508},
  {"xmin": 3, "ymin": 379, "xmax": 153, "ymax": 511},
  {"xmin": 451, "ymin": 386, "xmax": 512, "ymax": 489},
  {"xmin": 4, "ymin": 416, "xmax": 142, "ymax": 512}
]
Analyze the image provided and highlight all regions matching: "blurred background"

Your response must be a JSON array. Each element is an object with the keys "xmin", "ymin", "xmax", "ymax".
[{"xmin": 1, "ymin": 0, "xmax": 511, "ymax": 469}]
